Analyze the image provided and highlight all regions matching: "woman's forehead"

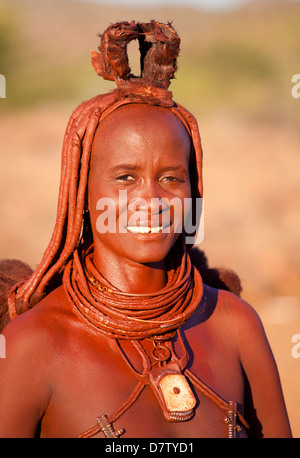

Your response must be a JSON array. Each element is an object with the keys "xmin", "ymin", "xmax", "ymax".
[
  {"xmin": 92, "ymin": 103, "xmax": 191, "ymax": 153},
  {"xmin": 95, "ymin": 104, "xmax": 189, "ymax": 138}
]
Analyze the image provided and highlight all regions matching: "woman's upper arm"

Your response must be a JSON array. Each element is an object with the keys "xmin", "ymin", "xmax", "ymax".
[
  {"xmin": 232, "ymin": 297, "xmax": 292, "ymax": 438},
  {"xmin": 0, "ymin": 316, "xmax": 52, "ymax": 437}
]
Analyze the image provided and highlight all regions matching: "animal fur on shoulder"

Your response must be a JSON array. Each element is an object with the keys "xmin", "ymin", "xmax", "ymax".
[
  {"xmin": 189, "ymin": 247, "xmax": 242, "ymax": 297},
  {"xmin": 0, "ymin": 259, "xmax": 33, "ymax": 331}
]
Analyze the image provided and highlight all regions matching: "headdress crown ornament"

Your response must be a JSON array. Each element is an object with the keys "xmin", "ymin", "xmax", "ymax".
[{"xmin": 91, "ymin": 20, "xmax": 181, "ymax": 106}]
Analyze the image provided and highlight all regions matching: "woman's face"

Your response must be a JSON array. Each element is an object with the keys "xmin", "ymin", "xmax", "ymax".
[{"xmin": 88, "ymin": 103, "xmax": 192, "ymax": 265}]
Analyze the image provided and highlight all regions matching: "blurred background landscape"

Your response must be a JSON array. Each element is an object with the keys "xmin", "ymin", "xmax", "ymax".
[{"xmin": 0, "ymin": 0, "xmax": 299, "ymax": 436}]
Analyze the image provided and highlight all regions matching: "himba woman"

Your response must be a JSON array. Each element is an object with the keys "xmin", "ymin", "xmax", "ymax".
[{"xmin": 0, "ymin": 21, "xmax": 292, "ymax": 438}]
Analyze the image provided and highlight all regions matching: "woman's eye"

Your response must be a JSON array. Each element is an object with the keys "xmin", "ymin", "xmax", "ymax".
[
  {"xmin": 116, "ymin": 174, "xmax": 135, "ymax": 182},
  {"xmin": 161, "ymin": 176, "xmax": 180, "ymax": 182}
]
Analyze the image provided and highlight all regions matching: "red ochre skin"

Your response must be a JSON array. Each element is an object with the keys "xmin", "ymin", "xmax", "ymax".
[{"xmin": 0, "ymin": 104, "xmax": 292, "ymax": 438}]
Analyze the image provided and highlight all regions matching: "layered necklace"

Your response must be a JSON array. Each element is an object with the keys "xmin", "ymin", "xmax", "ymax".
[{"xmin": 63, "ymin": 243, "xmax": 203, "ymax": 341}]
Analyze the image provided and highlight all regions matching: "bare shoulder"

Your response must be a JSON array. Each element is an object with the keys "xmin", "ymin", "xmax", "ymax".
[
  {"xmin": 199, "ymin": 285, "xmax": 272, "ymax": 367},
  {"xmin": 215, "ymin": 288, "xmax": 266, "ymax": 341},
  {"xmin": 217, "ymin": 288, "xmax": 271, "ymax": 356},
  {"xmin": 197, "ymin": 285, "xmax": 266, "ymax": 346},
  {"xmin": 0, "ymin": 288, "xmax": 72, "ymax": 437},
  {"xmin": 3, "ymin": 286, "xmax": 74, "ymax": 359},
  {"xmin": 214, "ymin": 290, "xmax": 292, "ymax": 437}
]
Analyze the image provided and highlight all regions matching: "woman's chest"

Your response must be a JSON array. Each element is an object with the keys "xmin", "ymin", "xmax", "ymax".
[{"xmin": 41, "ymin": 320, "xmax": 246, "ymax": 438}]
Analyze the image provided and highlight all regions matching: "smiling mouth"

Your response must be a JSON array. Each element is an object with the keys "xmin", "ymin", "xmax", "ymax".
[{"xmin": 126, "ymin": 225, "xmax": 170, "ymax": 234}]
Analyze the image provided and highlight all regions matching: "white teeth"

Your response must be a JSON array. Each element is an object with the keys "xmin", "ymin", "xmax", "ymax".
[
  {"xmin": 150, "ymin": 226, "xmax": 161, "ymax": 233},
  {"xmin": 127, "ymin": 226, "xmax": 163, "ymax": 234}
]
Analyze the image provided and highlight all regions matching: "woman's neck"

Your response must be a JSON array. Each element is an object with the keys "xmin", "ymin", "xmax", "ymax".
[{"xmin": 92, "ymin": 246, "xmax": 167, "ymax": 295}]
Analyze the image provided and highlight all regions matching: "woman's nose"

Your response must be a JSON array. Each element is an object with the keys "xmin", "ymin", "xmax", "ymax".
[{"xmin": 129, "ymin": 181, "xmax": 169, "ymax": 216}]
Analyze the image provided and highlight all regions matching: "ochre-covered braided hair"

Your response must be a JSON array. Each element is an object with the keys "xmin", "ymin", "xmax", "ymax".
[{"xmin": 8, "ymin": 20, "xmax": 203, "ymax": 319}]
